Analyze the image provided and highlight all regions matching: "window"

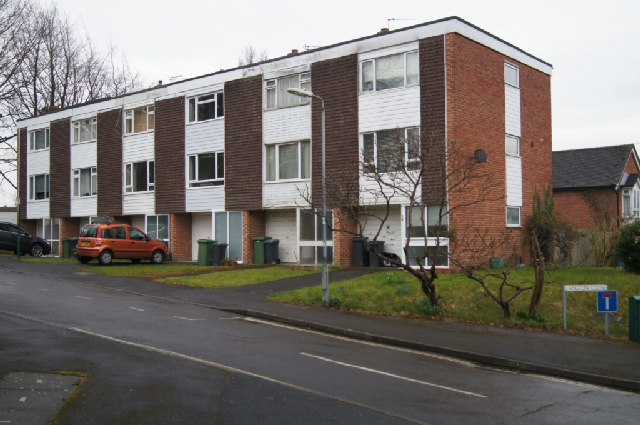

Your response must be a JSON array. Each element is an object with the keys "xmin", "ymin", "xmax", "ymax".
[
  {"xmin": 361, "ymin": 51, "xmax": 418, "ymax": 92},
  {"xmin": 505, "ymin": 135, "xmax": 520, "ymax": 156},
  {"xmin": 266, "ymin": 141, "xmax": 310, "ymax": 181},
  {"xmin": 188, "ymin": 92, "xmax": 224, "ymax": 123},
  {"xmin": 298, "ymin": 209, "xmax": 333, "ymax": 264},
  {"xmin": 125, "ymin": 161, "xmax": 154, "ymax": 192},
  {"xmin": 507, "ymin": 206, "xmax": 521, "ymax": 226},
  {"xmin": 265, "ymin": 72, "xmax": 311, "ymax": 109},
  {"xmin": 407, "ymin": 246, "xmax": 449, "ymax": 267},
  {"xmin": 406, "ymin": 205, "xmax": 449, "ymax": 239},
  {"xmin": 29, "ymin": 174, "xmax": 49, "ymax": 200},
  {"xmin": 72, "ymin": 167, "xmax": 97, "ymax": 197},
  {"xmin": 188, "ymin": 152, "xmax": 224, "ymax": 187},
  {"xmin": 146, "ymin": 215, "xmax": 169, "ymax": 248},
  {"xmin": 214, "ymin": 212, "xmax": 243, "ymax": 261},
  {"xmin": 362, "ymin": 127, "xmax": 420, "ymax": 173},
  {"xmin": 29, "ymin": 128, "xmax": 50, "ymax": 151},
  {"xmin": 505, "ymin": 63, "xmax": 519, "ymax": 88},
  {"xmin": 124, "ymin": 105, "xmax": 155, "ymax": 134},
  {"xmin": 72, "ymin": 118, "xmax": 97, "ymax": 144},
  {"xmin": 38, "ymin": 218, "xmax": 59, "ymax": 256}
]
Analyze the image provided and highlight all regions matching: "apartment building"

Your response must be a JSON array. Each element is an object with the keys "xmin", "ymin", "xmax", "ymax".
[{"xmin": 17, "ymin": 17, "xmax": 552, "ymax": 266}]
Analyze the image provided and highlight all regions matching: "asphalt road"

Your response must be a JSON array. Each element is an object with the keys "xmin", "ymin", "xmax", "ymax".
[{"xmin": 1, "ymin": 266, "xmax": 639, "ymax": 424}]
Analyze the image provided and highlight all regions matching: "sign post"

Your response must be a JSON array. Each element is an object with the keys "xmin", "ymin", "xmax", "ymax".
[
  {"xmin": 562, "ymin": 283, "xmax": 608, "ymax": 331},
  {"xmin": 597, "ymin": 290, "xmax": 618, "ymax": 337}
]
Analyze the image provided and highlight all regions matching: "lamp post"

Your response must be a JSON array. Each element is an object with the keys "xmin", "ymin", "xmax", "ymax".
[
  {"xmin": 287, "ymin": 87, "xmax": 329, "ymax": 307},
  {"xmin": 16, "ymin": 197, "xmax": 21, "ymax": 259}
]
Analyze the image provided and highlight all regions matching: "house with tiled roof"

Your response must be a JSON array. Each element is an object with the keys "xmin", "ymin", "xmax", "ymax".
[{"xmin": 552, "ymin": 144, "xmax": 640, "ymax": 229}]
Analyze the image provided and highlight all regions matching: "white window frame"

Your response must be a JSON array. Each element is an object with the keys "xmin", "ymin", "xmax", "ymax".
[
  {"xmin": 124, "ymin": 160, "xmax": 155, "ymax": 193},
  {"xmin": 633, "ymin": 186, "xmax": 640, "ymax": 219},
  {"xmin": 505, "ymin": 62, "xmax": 520, "ymax": 88},
  {"xmin": 28, "ymin": 174, "xmax": 50, "ymax": 201},
  {"xmin": 402, "ymin": 206, "xmax": 450, "ymax": 268},
  {"xmin": 145, "ymin": 215, "xmax": 169, "ymax": 249},
  {"xmin": 505, "ymin": 134, "xmax": 520, "ymax": 156},
  {"xmin": 361, "ymin": 127, "xmax": 420, "ymax": 173},
  {"xmin": 71, "ymin": 167, "xmax": 97, "ymax": 197},
  {"xmin": 212, "ymin": 211, "xmax": 243, "ymax": 263},
  {"xmin": 264, "ymin": 72, "xmax": 311, "ymax": 110},
  {"xmin": 506, "ymin": 206, "xmax": 521, "ymax": 227},
  {"xmin": 360, "ymin": 50, "xmax": 419, "ymax": 92},
  {"xmin": 29, "ymin": 128, "xmax": 50, "ymax": 151},
  {"xmin": 124, "ymin": 105, "xmax": 155, "ymax": 135},
  {"xmin": 187, "ymin": 151, "xmax": 224, "ymax": 188},
  {"xmin": 265, "ymin": 140, "xmax": 310, "ymax": 182},
  {"xmin": 72, "ymin": 117, "xmax": 97, "ymax": 144},
  {"xmin": 297, "ymin": 209, "xmax": 333, "ymax": 265},
  {"xmin": 39, "ymin": 218, "xmax": 59, "ymax": 256},
  {"xmin": 187, "ymin": 92, "xmax": 224, "ymax": 123}
]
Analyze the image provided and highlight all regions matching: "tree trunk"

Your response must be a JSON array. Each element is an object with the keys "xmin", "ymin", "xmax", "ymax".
[{"xmin": 501, "ymin": 302, "xmax": 511, "ymax": 318}]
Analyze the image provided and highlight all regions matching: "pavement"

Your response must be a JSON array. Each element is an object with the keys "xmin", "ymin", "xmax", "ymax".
[{"xmin": 4, "ymin": 258, "xmax": 640, "ymax": 393}]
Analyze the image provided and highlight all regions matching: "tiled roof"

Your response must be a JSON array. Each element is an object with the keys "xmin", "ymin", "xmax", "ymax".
[{"xmin": 552, "ymin": 144, "xmax": 636, "ymax": 189}]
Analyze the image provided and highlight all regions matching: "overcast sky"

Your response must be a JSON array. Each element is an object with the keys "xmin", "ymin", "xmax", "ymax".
[{"xmin": 49, "ymin": 0, "xmax": 640, "ymax": 152}]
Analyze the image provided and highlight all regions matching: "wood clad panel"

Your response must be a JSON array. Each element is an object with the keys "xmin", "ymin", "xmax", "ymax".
[
  {"xmin": 50, "ymin": 118, "xmax": 70, "ymax": 217},
  {"xmin": 97, "ymin": 108, "xmax": 123, "ymax": 216},
  {"xmin": 155, "ymin": 97, "xmax": 185, "ymax": 213}
]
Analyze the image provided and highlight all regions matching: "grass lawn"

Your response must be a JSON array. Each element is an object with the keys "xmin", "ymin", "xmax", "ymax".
[
  {"xmin": 157, "ymin": 266, "xmax": 317, "ymax": 289},
  {"xmin": 269, "ymin": 266, "xmax": 639, "ymax": 339},
  {"xmin": 80, "ymin": 262, "xmax": 219, "ymax": 278}
]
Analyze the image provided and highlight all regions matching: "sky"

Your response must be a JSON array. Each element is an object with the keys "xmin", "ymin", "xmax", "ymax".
[{"xmin": 3, "ymin": 0, "xmax": 636, "ymax": 207}]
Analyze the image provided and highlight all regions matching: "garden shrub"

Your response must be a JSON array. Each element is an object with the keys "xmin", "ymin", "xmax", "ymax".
[{"xmin": 616, "ymin": 220, "xmax": 640, "ymax": 273}]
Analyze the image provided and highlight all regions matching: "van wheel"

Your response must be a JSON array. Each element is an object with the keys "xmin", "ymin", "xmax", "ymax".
[
  {"xmin": 98, "ymin": 250, "xmax": 113, "ymax": 265},
  {"xmin": 151, "ymin": 250, "xmax": 165, "ymax": 264},
  {"xmin": 78, "ymin": 256, "xmax": 92, "ymax": 264}
]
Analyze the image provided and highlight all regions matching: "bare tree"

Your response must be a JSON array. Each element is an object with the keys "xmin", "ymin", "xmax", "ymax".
[{"xmin": 238, "ymin": 45, "xmax": 268, "ymax": 66}]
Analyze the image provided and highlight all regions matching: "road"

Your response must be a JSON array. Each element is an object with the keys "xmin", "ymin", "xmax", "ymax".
[{"xmin": 1, "ymin": 265, "xmax": 638, "ymax": 424}]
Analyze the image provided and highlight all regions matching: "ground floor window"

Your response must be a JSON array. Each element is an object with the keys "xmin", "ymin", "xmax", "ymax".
[
  {"xmin": 298, "ymin": 209, "xmax": 333, "ymax": 264},
  {"xmin": 402, "ymin": 206, "xmax": 449, "ymax": 268},
  {"xmin": 37, "ymin": 218, "xmax": 59, "ymax": 256},
  {"xmin": 146, "ymin": 215, "xmax": 169, "ymax": 250},
  {"xmin": 213, "ymin": 211, "xmax": 242, "ymax": 262}
]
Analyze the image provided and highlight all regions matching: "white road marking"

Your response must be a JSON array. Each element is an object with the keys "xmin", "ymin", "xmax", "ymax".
[
  {"xmin": 2, "ymin": 281, "xmax": 16, "ymax": 286},
  {"xmin": 70, "ymin": 327, "xmax": 432, "ymax": 425},
  {"xmin": 75, "ymin": 296, "xmax": 91, "ymax": 300},
  {"xmin": 18, "ymin": 397, "xmax": 27, "ymax": 402},
  {"xmin": 242, "ymin": 317, "xmax": 478, "ymax": 367},
  {"xmin": 300, "ymin": 352, "xmax": 487, "ymax": 398},
  {"xmin": 37, "ymin": 288, "xmax": 50, "ymax": 292},
  {"xmin": 173, "ymin": 316, "xmax": 205, "ymax": 322},
  {"xmin": 130, "ymin": 307, "xmax": 145, "ymax": 312},
  {"xmin": 219, "ymin": 316, "xmax": 243, "ymax": 320}
]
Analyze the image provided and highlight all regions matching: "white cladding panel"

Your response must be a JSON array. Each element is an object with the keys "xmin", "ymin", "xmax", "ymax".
[
  {"xmin": 265, "ymin": 209, "xmax": 297, "ymax": 263},
  {"xmin": 123, "ymin": 133, "xmax": 154, "ymax": 163},
  {"xmin": 191, "ymin": 212, "xmax": 213, "ymax": 261},
  {"xmin": 185, "ymin": 119, "xmax": 225, "ymax": 154},
  {"xmin": 263, "ymin": 182, "xmax": 309, "ymax": 208},
  {"xmin": 26, "ymin": 201, "xmax": 49, "ymax": 219},
  {"xmin": 122, "ymin": 192, "xmax": 154, "ymax": 215},
  {"xmin": 361, "ymin": 205, "xmax": 403, "ymax": 258},
  {"xmin": 359, "ymin": 174, "xmax": 421, "ymax": 206},
  {"xmin": 186, "ymin": 186, "xmax": 224, "ymax": 212},
  {"xmin": 263, "ymin": 105, "xmax": 311, "ymax": 143},
  {"xmin": 70, "ymin": 197, "xmax": 97, "ymax": 217},
  {"xmin": 506, "ymin": 155, "xmax": 523, "ymax": 206},
  {"xmin": 27, "ymin": 151, "xmax": 49, "ymax": 175},
  {"xmin": 70, "ymin": 143, "xmax": 97, "ymax": 169},
  {"xmin": 359, "ymin": 86, "xmax": 420, "ymax": 132},
  {"xmin": 505, "ymin": 85, "xmax": 521, "ymax": 137}
]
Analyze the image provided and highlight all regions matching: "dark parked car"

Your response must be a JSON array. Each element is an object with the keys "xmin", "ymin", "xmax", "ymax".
[{"xmin": 0, "ymin": 221, "xmax": 51, "ymax": 256}]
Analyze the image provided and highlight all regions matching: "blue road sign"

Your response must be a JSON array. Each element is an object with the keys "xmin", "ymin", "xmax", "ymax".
[{"xmin": 597, "ymin": 290, "xmax": 618, "ymax": 312}]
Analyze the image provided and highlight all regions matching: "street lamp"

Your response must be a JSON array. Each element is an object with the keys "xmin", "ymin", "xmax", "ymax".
[
  {"xmin": 15, "ymin": 197, "xmax": 21, "ymax": 259},
  {"xmin": 287, "ymin": 87, "xmax": 329, "ymax": 307}
]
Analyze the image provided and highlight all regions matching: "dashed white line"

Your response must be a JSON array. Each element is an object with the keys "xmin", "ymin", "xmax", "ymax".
[
  {"xmin": 19, "ymin": 397, "xmax": 27, "ymax": 403},
  {"xmin": 75, "ymin": 296, "xmax": 91, "ymax": 300},
  {"xmin": 2, "ymin": 281, "xmax": 16, "ymax": 286},
  {"xmin": 130, "ymin": 307, "xmax": 145, "ymax": 312},
  {"xmin": 300, "ymin": 352, "xmax": 487, "ymax": 398},
  {"xmin": 173, "ymin": 316, "xmax": 205, "ymax": 322},
  {"xmin": 219, "ymin": 316, "xmax": 243, "ymax": 320},
  {"xmin": 37, "ymin": 288, "xmax": 50, "ymax": 292}
]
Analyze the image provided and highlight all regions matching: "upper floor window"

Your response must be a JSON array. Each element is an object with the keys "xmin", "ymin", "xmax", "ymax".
[
  {"xmin": 124, "ymin": 105, "xmax": 155, "ymax": 135},
  {"xmin": 188, "ymin": 151, "xmax": 224, "ymax": 187},
  {"xmin": 265, "ymin": 72, "xmax": 310, "ymax": 109},
  {"xmin": 72, "ymin": 118, "xmax": 97, "ymax": 144},
  {"xmin": 266, "ymin": 140, "xmax": 310, "ymax": 181},
  {"xmin": 505, "ymin": 134, "xmax": 520, "ymax": 156},
  {"xmin": 29, "ymin": 128, "xmax": 50, "ymax": 151},
  {"xmin": 361, "ymin": 51, "xmax": 418, "ymax": 92},
  {"xmin": 505, "ymin": 63, "xmax": 519, "ymax": 88},
  {"xmin": 72, "ymin": 167, "xmax": 97, "ymax": 197},
  {"xmin": 125, "ymin": 160, "xmax": 154, "ymax": 192},
  {"xmin": 188, "ymin": 92, "xmax": 224, "ymax": 123},
  {"xmin": 362, "ymin": 127, "xmax": 420, "ymax": 173},
  {"xmin": 622, "ymin": 187, "xmax": 640, "ymax": 219},
  {"xmin": 29, "ymin": 174, "xmax": 49, "ymax": 200}
]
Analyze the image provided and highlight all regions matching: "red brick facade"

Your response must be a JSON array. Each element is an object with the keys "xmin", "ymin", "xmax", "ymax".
[
  {"xmin": 554, "ymin": 188, "xmax": 617, "ymax": 229},
  {"xmin": 241, "ymin": 210, "xmax": 265, "ymax": 264},
  {"xmin": 59, "ymin": 217, "xmax": 81, "ymax": 257},
  {"xmin": 97, "ymin": 109, "xmax": 123, "ymax": 217},
  {"xmin": 155, "ymin": 97, "xmax": 186, "ymax": 214},
  {"xmin": 169, "ymin": 213, "xmax": 192, "ymax": 261},
  {"xmin": 49, "ymin": 118, "xmax": 71, "ymax": 218},
  {"xmin": 333, "ymin": 208, "xmax": 357, "ymax": 266},
  {"xmin": 17, "ymin": 128, "xmax": 27, "ymax": 220}
]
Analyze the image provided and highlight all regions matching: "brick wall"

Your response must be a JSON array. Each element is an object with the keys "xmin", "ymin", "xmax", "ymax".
[
  {"xmin": 155, "ymin": 97, "xmax": 186, "ymax": 213},
  {"xmin": 310, "ymin": 55, "xmax": 359, "ymax": 208},
  {"xmin": 18, "ymin": 128, "xmax": 27, "ymax": 220},
  {"xmin": 623, "ymin": 154, "xmax": 640, "ymax": 174},
  {"xmin": 59, "ymin": 217, "xmax": 81, "ymax": 257},
  {"xmin": 225, "ymin": 76, "xmax": 263, "ymax": 211},
  {"xmin": 169, "ymin": 213, "xmax": 192, "ymax": 261},
  {"xmin": 333, "ymin": 208, "xmax": 357, "ymax": 267},
  {"xmin": 241, "ymin": 210, "xmax": 265, "ymax": 264},
  {"xmin": 49, "ymin": 118, "xmax": 71, "ymax": 218},
  {"xmin": 97, "ymin": 109, "xmax": 123, "ymax": 216},
  {"xmin": 445, "ymin": 33, "xmax": 552, "ymax": 265},
  {"xmin": 554, "ymin": 188, "xmax": 617, "ymax": 229}
]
